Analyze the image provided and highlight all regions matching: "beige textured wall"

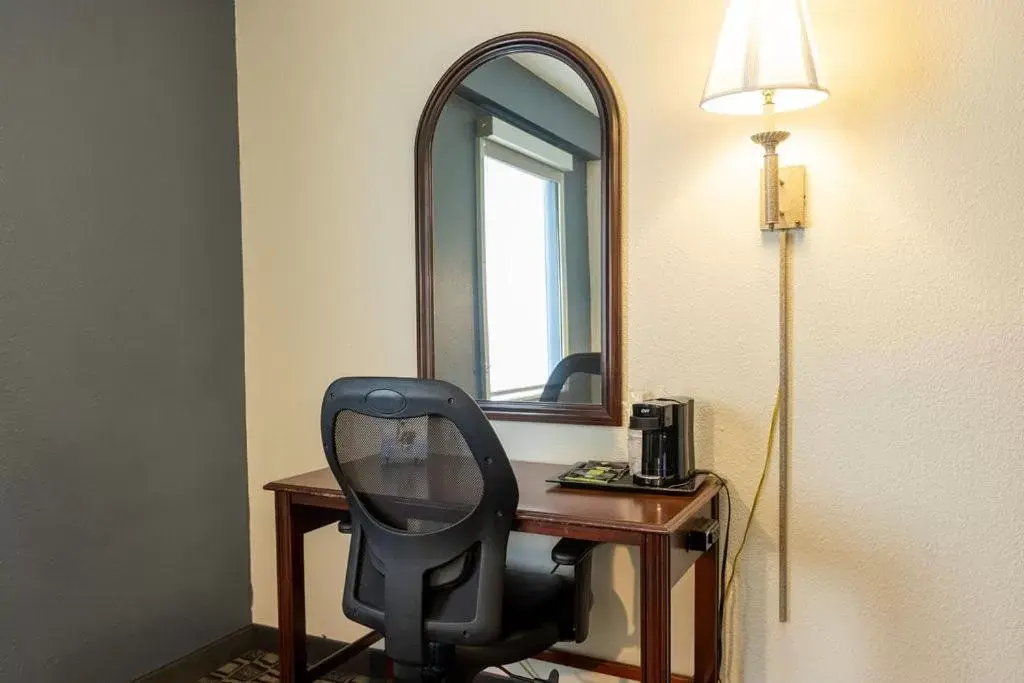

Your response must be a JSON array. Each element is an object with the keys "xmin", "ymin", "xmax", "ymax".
[{"xmin": 236, "ymin": 1, "xmax": 1024, "ymax": 681}]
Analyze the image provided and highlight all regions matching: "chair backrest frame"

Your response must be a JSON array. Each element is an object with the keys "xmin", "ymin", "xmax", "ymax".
[
  {"xmin": 539, "ymin": 352, "xmax": 602, "ymax": 402},
  {"xmin": 320, "ymin": 377, "xmax": 518, "ymax": 666}
]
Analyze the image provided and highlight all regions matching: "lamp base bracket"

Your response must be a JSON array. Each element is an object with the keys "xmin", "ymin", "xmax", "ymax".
[{"xmin": 760, "ymin": 165, "xmax": 807, "ymax": 231}]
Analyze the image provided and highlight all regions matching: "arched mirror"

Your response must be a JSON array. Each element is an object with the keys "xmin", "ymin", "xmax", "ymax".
[{"xmin": 416, "ymin": 33, "xmax": 622, "ymax": 426}]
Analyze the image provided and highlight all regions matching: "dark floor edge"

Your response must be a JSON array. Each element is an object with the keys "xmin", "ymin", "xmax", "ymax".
[
  {"xmin": 134, "ymin": 625, "xmax": 259, "ymax": 683},
  {"xmin": 135, "ymin": 624, "xmax": 506, "ymax": 682},
  {"xmin": 134, "ymin": 624, "xmax": 383, "ymax": 683}
]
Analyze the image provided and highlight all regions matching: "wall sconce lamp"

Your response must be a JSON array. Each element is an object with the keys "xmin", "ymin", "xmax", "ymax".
[{"xmin": 700, "ymin": 0, "xmax": 828, "ymax": 622}]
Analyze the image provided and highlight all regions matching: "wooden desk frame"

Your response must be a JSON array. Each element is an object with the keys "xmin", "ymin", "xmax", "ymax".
[{"xmin": 266, "ymin": 466, "xmax": 720, "ymax": 683}]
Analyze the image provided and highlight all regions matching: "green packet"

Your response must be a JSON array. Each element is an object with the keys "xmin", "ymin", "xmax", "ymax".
[{"xmin": 559, "ymin": 461, "xmax": 629, "ymax": 484}]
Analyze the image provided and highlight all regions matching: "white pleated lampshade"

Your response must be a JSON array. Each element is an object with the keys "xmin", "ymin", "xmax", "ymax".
[{"xmin": 701, "ymin": 0, "xmax": 828, "ymax": 115}]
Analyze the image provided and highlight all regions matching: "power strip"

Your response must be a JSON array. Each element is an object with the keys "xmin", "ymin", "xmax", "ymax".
[{"xmin": 683, "ymin": 517, "xmax": 721, "ymax": 552}]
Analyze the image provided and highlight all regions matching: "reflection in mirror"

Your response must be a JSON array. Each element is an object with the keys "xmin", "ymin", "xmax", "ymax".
[{"xmin": 431, "ymin": 53, "xmax": 603, "ymax": 404}]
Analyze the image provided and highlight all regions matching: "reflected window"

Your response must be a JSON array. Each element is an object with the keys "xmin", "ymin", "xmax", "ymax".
[{"xmin": 478, "ymin": 136, "xmax": 567, "ymax": 400}]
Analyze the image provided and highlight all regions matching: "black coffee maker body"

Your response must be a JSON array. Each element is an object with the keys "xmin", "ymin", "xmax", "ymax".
[{"xmin": 629, "ymin": 398, "xmax": 696, "ymax": 487}]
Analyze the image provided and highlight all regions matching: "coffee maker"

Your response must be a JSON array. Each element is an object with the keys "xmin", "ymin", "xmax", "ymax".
[{"xmin": 628, "ymin": 397, "xmax": 696, "ymax": 488}]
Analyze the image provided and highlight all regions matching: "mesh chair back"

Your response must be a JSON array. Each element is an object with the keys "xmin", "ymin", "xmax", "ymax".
[
  {"xmin": 332, "ymin": 411, "xmax": 484, "ymax": 533},
  {"xmin": 321, "ymin": 377, "xmax": 518, "ymax": 668}
]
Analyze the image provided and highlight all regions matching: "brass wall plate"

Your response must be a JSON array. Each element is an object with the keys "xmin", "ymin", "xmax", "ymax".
[{"xmin": 760, "ymin": 165, "xmax": 806, "ymax": 230}]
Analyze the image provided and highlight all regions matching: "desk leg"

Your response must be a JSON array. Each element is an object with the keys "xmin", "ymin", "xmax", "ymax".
[
  {"xmin": 640, "ymin": 534, "xmax": 671, "ymax": 683},
  {"xmin": 276, "ymin": 492, "xmax": 307, "ymax": 683},
  {"xmin": 693, "ymin": 497, "xmax": 721, "ymax": 683}
]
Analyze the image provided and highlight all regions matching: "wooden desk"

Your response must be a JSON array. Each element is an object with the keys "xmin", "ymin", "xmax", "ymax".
[{"xmin": 265, "ymin": 461, "xmax": 721, "ymax": 683}]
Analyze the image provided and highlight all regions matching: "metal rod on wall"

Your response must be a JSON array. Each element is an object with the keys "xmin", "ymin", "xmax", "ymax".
[
  {"xmin": 778, "ymin": 230, "xmax": 791, "ymax": 623},
  {"xmin": 753, "ymin": 116, "xmax": 795, "ymax": 623}
]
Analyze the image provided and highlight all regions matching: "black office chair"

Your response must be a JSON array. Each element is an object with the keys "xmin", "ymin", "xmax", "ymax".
[
  {"xmin": 321, "ymin": 377, "xmax": 596, "ymax": 682},
  {"xmin": 538, "ymin": 352, "xmax": 601, "ymax": 403}
]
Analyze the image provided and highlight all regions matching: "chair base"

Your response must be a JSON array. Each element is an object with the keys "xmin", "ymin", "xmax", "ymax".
[{"xmin": 392, "ymin": 619, "xmax": 563, "ymax": 683}]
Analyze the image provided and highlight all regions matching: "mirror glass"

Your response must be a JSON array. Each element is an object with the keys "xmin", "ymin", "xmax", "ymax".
[{"xmin": 430, "ymin": 52, "xmax": 604, "ymax": 405}]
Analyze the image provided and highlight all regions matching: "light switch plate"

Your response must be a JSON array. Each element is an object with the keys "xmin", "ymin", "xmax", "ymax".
[{"xmin": 759, "ymin": 165, "xmax": 807, "ymax": 230}]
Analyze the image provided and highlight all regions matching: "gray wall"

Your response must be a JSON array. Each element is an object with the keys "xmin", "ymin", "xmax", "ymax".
[
  {"xmin": 0, "ymin": 2, "xmax": 249, "ymax": 681},
  {"xmin": 432, "ymin": 96, "xmax": 484, "ymax": 396},
  {"xmin": 561, "ymin": 162, "xmax": 594, "ymax": 358}
]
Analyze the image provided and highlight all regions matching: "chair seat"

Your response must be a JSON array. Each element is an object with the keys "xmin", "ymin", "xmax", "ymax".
[
  {"xmin": 451, "ymin": 569, "xmax": 571, "ymax": 670},
  {"xmin": 501, "ymin": 568, "xmax": 570, "ymax": 634},
  {"xmin": 365, "ymin": 565, "xmax": 572, "ymax": 673}
]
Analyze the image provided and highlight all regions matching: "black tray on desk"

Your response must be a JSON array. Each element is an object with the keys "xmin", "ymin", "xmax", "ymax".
[{"xmin": 546, "ymin": 461, "xmax": 705, "ymax": 496}]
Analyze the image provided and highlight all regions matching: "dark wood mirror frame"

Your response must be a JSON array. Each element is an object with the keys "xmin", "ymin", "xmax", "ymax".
[{"xmin": 415, "ymin": 32, "xmax": 622, "ymax": 426}]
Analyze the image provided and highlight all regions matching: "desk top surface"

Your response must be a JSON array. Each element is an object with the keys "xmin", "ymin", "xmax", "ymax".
[{"xmin": 266, "ymin": 461, "xmax": 719, "ymax": 536}]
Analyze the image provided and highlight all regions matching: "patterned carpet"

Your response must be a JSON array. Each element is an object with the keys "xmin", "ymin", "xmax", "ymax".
[{"xmin": 199, "ymin": 650, "xmax": 373, "ymax": 683}]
